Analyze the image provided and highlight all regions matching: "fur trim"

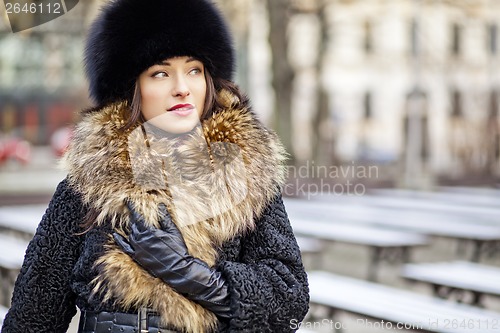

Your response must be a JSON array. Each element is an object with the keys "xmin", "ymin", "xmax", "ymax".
[
  {"xmin": 62, "ymin": 90, "xmax": 287, "ymax": 332},
  {"xmin": 84, "ymin": 0, "xmax": 234, "ymax": 105},
  {"xmin": 92, "ymin": 243, "xmax": 218, "ymax": 333}
]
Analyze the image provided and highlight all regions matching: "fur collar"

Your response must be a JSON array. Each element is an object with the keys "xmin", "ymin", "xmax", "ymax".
[{"xmin": 62, "ymin": 90, "xmax": 287, "ymax": 332}]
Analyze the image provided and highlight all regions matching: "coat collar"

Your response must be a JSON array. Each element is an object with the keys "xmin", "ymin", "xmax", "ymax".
[
  {"xmin": 62, "ymin": 89, "xmax": 287, "ymax": 331},
  {"xmin": 63, "ymin": 89, "xmax": 287, "ymax": 243}
]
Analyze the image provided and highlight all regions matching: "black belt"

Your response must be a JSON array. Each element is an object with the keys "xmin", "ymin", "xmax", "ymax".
[{"xmin": 78, "ymin": 308, "xmax": 179, "ymax": 333}]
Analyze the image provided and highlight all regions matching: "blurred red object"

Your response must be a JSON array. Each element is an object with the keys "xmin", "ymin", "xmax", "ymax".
[
  {"xmin": 0, "ymin": 137, "xmax": 32, "ymax": 165},
  {"xmin": 50, "ymin": 126, "xmax": 73, "ymax": 157}
]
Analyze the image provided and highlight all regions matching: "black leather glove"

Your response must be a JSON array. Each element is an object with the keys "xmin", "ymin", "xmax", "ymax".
[{"xmin": 113, "ymin": 201, "xmax": 231, "ymax": 318}]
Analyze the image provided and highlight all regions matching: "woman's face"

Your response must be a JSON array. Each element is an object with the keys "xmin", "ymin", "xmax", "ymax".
[{"xmin": 138, "ymin": 56, "xmax": 207, "ymax": 134}]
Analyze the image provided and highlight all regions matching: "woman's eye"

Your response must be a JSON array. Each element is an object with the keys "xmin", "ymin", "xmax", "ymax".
[
  {"xmin": 153, "ymin": 71, "xmax": 168, "ymax": 78},
  {"xmin": 189, "ymin": 68, "xmax": 202, "ymax": 75}
]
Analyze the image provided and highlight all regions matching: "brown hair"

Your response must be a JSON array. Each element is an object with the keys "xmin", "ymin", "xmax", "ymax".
[{"xmin": 81, "ymin": 69, "xmax": 243, "ymax": 230}]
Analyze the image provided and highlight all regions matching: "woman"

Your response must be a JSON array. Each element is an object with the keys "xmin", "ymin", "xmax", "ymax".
[{"xmin": 1, "ymin": 0, "xmax": 309, "ymax": 332}]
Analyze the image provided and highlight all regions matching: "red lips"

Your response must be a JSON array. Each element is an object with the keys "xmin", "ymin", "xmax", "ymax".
[
  {"xmin": 168, "ymin": 104, "xmax": 194, "ymax": 111},
  {"xmin": 167, "ymin": 104, "xmax": 195, "ymax": 117}
]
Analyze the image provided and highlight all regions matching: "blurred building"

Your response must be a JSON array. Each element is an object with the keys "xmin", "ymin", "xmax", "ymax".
[
  {"xmin": 303, "ymin": 0, "xmax": 500, "ymax": 183},
  {"xmin": 0, "ymin": 0, "xmax": 246, "ymax": 147},
  {"xmin": 1, "ymin": 0, "xmax": 499, "ymax": 186},
  {"xmin": 0, "ymin": 0, "xmax": 101, "ymax": 145}
]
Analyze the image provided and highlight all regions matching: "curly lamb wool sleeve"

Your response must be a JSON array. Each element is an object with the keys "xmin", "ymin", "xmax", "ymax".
[
  {"xmin": 219, "ymin": 193, "xmax": 310, "ymax": 332},
  {"xmin": 2, "ymin": 179, "xmax": 85, "ymax": 333}
]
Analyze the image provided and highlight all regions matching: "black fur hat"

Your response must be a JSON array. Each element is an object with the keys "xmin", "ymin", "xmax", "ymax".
[{"xmin": 84, "ymin": 0, "xmax": 235, "ymax": 106}]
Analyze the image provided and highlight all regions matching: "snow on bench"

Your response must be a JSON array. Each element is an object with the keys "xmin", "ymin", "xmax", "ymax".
[
  {"xmin": 308, "ymin": 270, "xmax": 500, "ymax": 333},
  {"xmin": 0, "ymin": 234, "xmax": 28, "ymax": 271},
  {"xmin": 0, "ymin": 204, "xmax": 46, "ymax": 238},
  {"xmin": 0, "ymin": 305, "xmax": 8, "ymax": 326},
  {"xmin": 291, "ymin": 217, "xmax": 427, "ymax": 248},
  {"xmin": 295, "ymin": 236, "xmax": 325, "ymax": 270},
  {"xmin": 291, "ymin": 217, "xmax": 428, "ymax": 281},
  {"xmin": 373, "ymin": 187, "xmax": 500, "ymax": 211},
  {"xmin": 0, "ymin": 234, "xmax": 29, "ymax": 306},
  {"xmin": 296, "ymin": 236, "xmax": 323, "ymax": 255},
  {"xmin": 285, "ymin": 198, "xmax": 500, "ymax": 262},
  {"xmin": 402, "ymin": 261, "xmax": 500, "ymax": 306}
]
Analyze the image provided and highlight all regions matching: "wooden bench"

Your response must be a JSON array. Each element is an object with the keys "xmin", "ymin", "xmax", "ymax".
[
  {"xmin": 0, "ymin": 234, "xmax": 29, "ymax": 306},
  {"xmin": 298, "ymin": 191, "xmax": 500, "ymax": 229},
  {"xmin": 295, "ymin": 236, "xmax": 325, "ymax": 270},
  {"xmin": 290, "ymin": 217, "xmax": 428, "ymax": 281},
  {"xmin": 372, "ymin": 188, "xmax": 500, "ymax": 210},
  {"xmin": 296, "ymin": 236, "xmax": 323, "ymax": 255},
  {"xmin": 285, "ymin": 198, "xmax": 500, "ymax": 262},
  {"xmin": 307, "ymin": 270, "xmax": 500, "ymax": 333},
  {"xmin": 0, "ymin": 304, "xmax": 8, "ymax": 326},
  {"xmin": 402, "ymin": 261, "xmax": 500, "ymax": 307},
  {"xmin": 0, "ymin": 204, "xmax": 46, "ymax": 240},
  {"xmin": 341, "ymin": 191, "xmax": 500, "ymax": 226}
]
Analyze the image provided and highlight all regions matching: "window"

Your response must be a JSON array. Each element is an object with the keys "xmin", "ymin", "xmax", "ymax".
[
  {"xmin": 488, "ymin": 23, "xmax": 498, "ymax": 55},
  {"xmin": 451, "ymin": 23, "xmax": 461, "ymax": 56},
  {"xmin": 363, "ymin": 91, "xmax": 372, "ymax": 119},
  {"xmin": 451, "ymin": 90, "xmax": 462, "ymax": 117},
  {"xmin": 364, "ymin": 21, "xmax": 373, "ymax": 54},
  {"xmin": 410, "ymin": 18, "xmax": 419, "ymax": 56},
  {"xmin": 489, "ymin": 90, "xmax": 499, "ymax": 119},
  {"xmin": 495, "ymin": 134, "xmax": 500, "ymax": 159},
  {"xmin": 404, "ymin": 89, "xmax": 428, "ymax": 159}
]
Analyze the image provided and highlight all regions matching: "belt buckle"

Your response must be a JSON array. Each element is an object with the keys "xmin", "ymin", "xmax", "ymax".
[{"xmin": 138, "ymin": 307, "xmax": 155, "ymax": 333}]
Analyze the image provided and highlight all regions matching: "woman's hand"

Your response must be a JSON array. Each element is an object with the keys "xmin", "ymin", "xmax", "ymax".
[{"xmin": 113, "ymin": 201, "xmax": 231, "ymax": 318}]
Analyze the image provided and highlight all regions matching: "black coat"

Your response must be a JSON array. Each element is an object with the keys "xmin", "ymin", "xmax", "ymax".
[
  {"xmin": 2, "ymin": 96, "xmax": 309, "ymax": 332},
  {"xmin": 2, "ymin": 180, "xmax": 308, "ymax": 332}
]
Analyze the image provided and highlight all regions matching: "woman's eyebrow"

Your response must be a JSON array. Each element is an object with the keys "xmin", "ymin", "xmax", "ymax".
[
  {"xmin": 156, "ymin": 57, "xmax": 198, "ymax": 66},
  {"xmin": 157, "ymin": 60, "xmax": 171, "ymax": 66}
]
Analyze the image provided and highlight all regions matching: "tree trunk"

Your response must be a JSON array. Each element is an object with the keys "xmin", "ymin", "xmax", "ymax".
[
  {"xmin": 311, "ymin": 2, "xmax": 335, "ymax": 166},
  {"xmin": 266, "ymin": 0, "xmax": 295, "ymax": 162},
  {"xmin": 216, "ymin": 0, "xmax": 251, "ymax": 92}
]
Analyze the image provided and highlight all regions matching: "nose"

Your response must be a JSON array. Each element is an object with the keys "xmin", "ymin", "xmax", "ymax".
[{"xmin": 172, "ymin": 76, "xmax": 190, "ymax": 98}]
